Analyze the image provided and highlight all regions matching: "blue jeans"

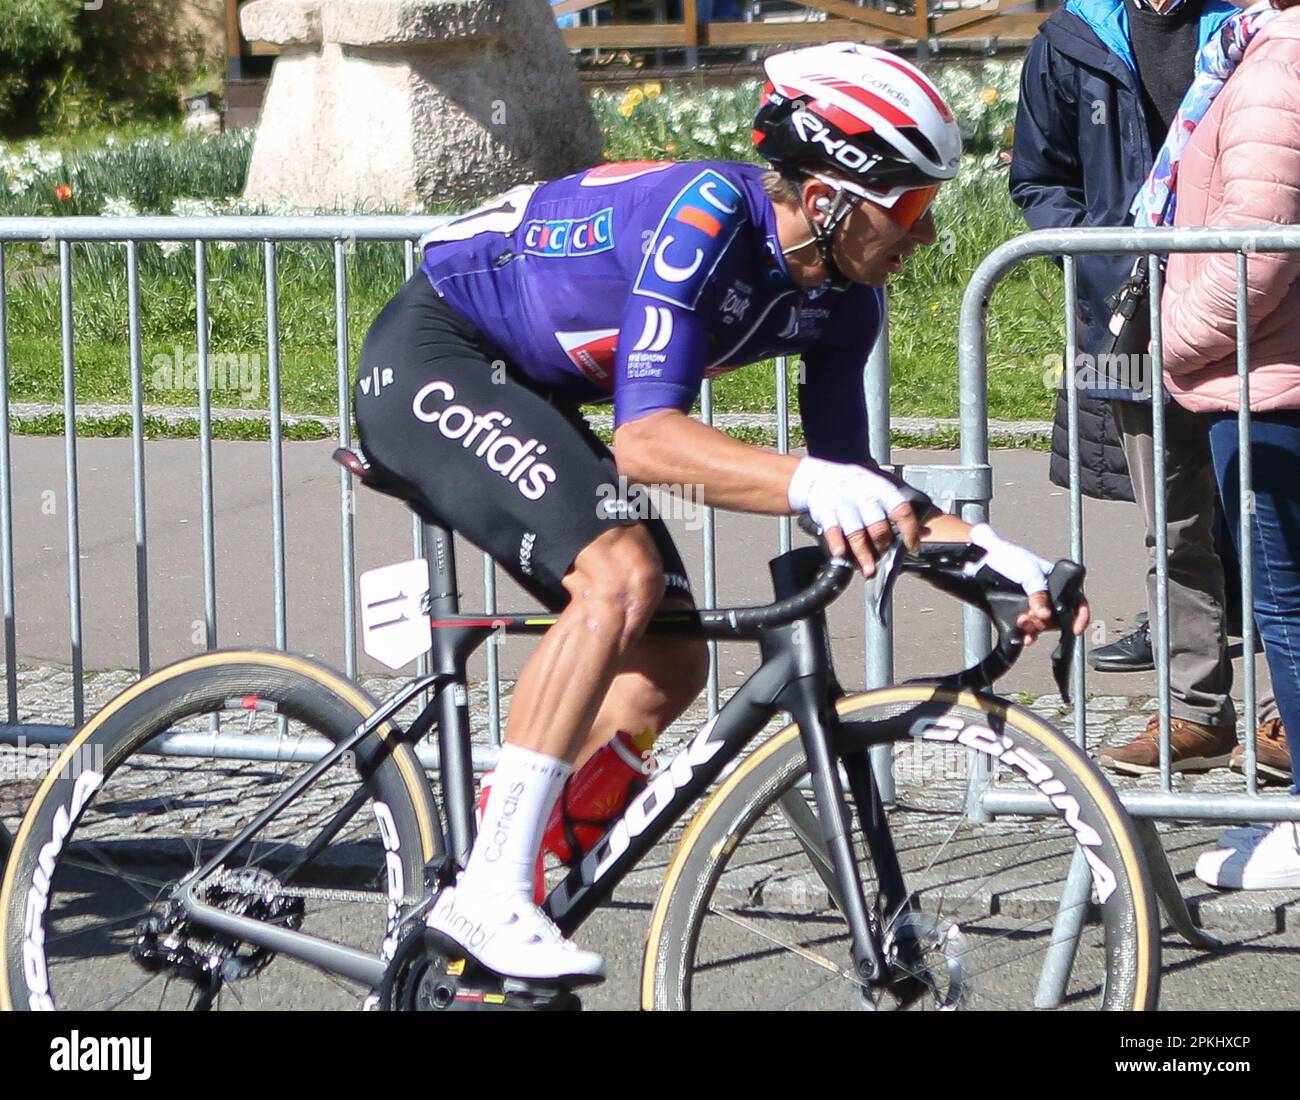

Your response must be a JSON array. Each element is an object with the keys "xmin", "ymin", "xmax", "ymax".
[{"xmin": 1206, "ymin": 410, "xmax": 1300, "ymax": 793}]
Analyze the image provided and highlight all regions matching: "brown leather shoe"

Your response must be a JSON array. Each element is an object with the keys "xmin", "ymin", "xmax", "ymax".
[
  {"xmin": 1100, "ymin": 715, "xmax": 1237, "ymax": 776},
  {"xmin": 1230, "ymin": 718, "xmax": 1292, "ymax": 784}
]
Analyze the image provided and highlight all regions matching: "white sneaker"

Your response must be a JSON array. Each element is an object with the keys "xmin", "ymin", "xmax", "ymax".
[
  {"xmin": 426, "ymin": 882, "xmax": 605, "ymax": 982},
  {"xmin": 1196, "ymin": 822, "xmax": 1300, "ymax": 890}
]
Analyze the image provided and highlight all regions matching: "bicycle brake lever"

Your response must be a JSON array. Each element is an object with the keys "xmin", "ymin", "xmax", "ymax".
[
  {"xmin": 1046, "ymin": 560, "xmax": 1087, "ymax": 705},
  {"xmin": 864, "ymin": 538, "xmax": 904, "ymax": 629}
]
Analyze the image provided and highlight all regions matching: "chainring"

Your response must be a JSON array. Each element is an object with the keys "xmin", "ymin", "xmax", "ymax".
[{"xmin": 373, "ymin": 924, "xmax": 582, "ymax": 1012}]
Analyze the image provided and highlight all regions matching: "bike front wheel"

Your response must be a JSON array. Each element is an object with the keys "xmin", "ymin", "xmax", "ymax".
[
  {"xmin": 643, "ymin": 686, "xmax": 1160, "ymax": 1011},
  {"xmin": 1, "ymin": 649, "xmax": 442, "ymax": 1011}
]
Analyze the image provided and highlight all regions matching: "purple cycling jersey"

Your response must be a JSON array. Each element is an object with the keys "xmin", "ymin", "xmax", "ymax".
[{"xmin": 419, "ymin": 160, "xmax": 883, "ymax": 465}]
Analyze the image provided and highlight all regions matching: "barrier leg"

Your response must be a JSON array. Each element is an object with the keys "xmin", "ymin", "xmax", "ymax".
[{"xmin": 1134, "ymin": 818, "xmax": 1221, "ymax": 950}]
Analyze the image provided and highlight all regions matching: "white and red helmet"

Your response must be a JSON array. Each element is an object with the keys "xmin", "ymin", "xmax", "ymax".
[{"xmin": 753, "ymin": 42, "xmax": 963, "ymax": 198}]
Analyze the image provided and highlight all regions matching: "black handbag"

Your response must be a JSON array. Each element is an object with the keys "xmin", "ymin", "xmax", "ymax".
[
  {"xmin": 1094, "ymin": 254, "xmax": 1166, "ymax": 395},
  {"xmin": 1099, "ymin": 255, "xmax": 1153, "ymax": 358}
]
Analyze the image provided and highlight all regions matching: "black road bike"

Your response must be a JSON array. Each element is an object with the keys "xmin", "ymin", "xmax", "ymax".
[{"xmin": 0, "ymin": 447, "xmax": 1160, "ymax": 1011}]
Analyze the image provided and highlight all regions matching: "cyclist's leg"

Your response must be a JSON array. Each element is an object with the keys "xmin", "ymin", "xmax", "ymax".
[
  {"xmin": 355, "ymin": 274, "xmax": 691, "ymax": 767},
  {"xmin": 577, "ymin": 595, "xmax": 710, "ymax": 768},
  {"xmin": 540, "ymin": 410, "xmax": 710, "ymax": 768},
  {"xmin": 503, "ymin": 522, "xmax": 670, "ymax": 763},
  {"xmin": 354, "ymin": 275, "xmax": 679, "ymax": 976}
]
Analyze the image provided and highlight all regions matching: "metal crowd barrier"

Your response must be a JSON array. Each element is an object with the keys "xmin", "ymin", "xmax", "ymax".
[
  {"xmin": 5, "ymin": 216, "xmax": 1284, "ymax": 835},
  {"xmin": 958, "ymin": 223, "xmax": 1300, "ymax": 824},
  {"xmin": 0, "ymin": 217, "xmax": 445, "ymax": 765},
  {"xmin": 0, "ymin": 216, "xmax": 964, "ymax": 780}
]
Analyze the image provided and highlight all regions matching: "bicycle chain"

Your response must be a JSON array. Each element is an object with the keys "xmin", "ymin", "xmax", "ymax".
[{"xmin": 200, "ymin": 867, "xmax": 398, "ymax": 907}]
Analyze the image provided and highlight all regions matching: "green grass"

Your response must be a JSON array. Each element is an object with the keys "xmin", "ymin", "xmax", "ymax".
[
  {"xmin": 12, "ymin": 411, "xmax": 330, "ymax": 441},
  {"xmin": 3, "ymin": 62, "xmax": 1065, "ymax": 440}
]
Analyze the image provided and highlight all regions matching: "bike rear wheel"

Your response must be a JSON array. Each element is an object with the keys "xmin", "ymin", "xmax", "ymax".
[
  {"xmin": 644, "ymin": 686, "xmax": 1159, "ymax": 1011},
  {"xmin": 0, "ymin": 650, "xmax": 442, "ymax": 1011}
]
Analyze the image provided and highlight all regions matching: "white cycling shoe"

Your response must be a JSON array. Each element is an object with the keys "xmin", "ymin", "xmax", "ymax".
[{"xmin": 426, "ymin": 882, "xmax": 605, "ymax": 983}]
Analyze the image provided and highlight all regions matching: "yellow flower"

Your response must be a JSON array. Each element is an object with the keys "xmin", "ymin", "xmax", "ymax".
[
  {"xmin": 643, "ymin": 82, "xmax": 663, "ymax": 99},
  {"xmin": 625, "ymin": 87, "xmax": 645, "ymax": 108},
  {"xmin": 618, "ymin": 103, "xmax": 635, "ymax": 118},
  {"xmin": 979, "ymin": 87, "xmax": 999, "ymax": 106}
]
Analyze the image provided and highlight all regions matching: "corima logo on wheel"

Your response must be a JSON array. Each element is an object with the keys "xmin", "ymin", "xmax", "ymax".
[
  {"xmin": 633, "ymin": 170, "xmax": 746, "ymax": 309},
  {"xmin": 411, "ymin": 380, "xmax": 557, "ymax": 501},
  {"xmin": 523, "ymin": 208, "xmax": 614, "ymax": 258}
]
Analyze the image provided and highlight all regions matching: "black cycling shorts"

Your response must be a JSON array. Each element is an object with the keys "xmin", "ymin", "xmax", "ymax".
[{"xmin": 354, "ymin": 273, "xmax": 692, "ymax": 611}]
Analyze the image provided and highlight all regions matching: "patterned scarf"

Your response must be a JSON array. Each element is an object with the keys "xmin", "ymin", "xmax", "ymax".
[{"xmin": 1130, "ymin": 1, "xmax": 1282, "ymax": 228}]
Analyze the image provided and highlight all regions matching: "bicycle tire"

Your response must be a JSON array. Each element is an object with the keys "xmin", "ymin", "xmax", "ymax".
[
  {"xmin": 0, "ymin": 649, "xmax": 442, "ymax": 1011},
  {"xmin": 643, "ymin": 686, "xmax": 1160, "ymax": 1011}
]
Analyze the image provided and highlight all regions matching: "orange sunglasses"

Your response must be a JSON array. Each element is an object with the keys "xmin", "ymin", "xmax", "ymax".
[{"xmin": 884, "ymin": 185, "xmax": 941, "ymax": 230}]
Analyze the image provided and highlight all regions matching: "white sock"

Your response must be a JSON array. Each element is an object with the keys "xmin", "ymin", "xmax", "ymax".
[{"xmin": 461, "ymin": 742, "xmax": 570, "ymax": 901}]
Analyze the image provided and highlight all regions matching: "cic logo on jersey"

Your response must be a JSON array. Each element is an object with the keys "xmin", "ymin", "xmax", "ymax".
[{"xmin": 411, "ymin": 380, "xmax": 558, "ymax": 501}]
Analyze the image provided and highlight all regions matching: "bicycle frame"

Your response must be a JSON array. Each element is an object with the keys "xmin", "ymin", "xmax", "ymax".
[{"xmin": 171, "ymin": 526, "xmax": 905, "ymax": 992}]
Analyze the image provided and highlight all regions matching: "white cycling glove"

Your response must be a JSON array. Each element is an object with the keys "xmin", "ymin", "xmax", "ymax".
[
  {"xmin": 965, "ymin": 523, "xmax": 1053, "ymax": 597},
  {"xmin": 787, "ymin": 457, "xmax": 911, "ymax": 538}
]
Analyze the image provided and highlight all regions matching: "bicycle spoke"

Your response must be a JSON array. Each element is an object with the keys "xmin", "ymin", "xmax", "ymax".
[
  {"xmin": 708, "ymin": 903, "xmax": 860, "ymax": 983},
  {"xmin": 18, "ymin": 688, "xmax": 417, "ymax": 1012}
]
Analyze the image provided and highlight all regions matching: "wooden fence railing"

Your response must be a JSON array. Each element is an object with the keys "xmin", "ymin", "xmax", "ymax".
[
  {"xmin": 228, "ymin": 0, "xmax": 1052, "ymax": 71},
  {"xmin": 553, "ymin": 0, "xmax": 1053, "ymax": 50}
]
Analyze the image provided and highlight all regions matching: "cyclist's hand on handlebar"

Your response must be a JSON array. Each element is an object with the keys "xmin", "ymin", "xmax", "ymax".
[
  {"xmin": 1021, "ymin": 590, "xmax": 1091, "ymax": 645},
  {"xmin": 787, "ymin": 457, "xmax": 921, "ymax": 577},
  {"xmin": 966, "ymin": 524, "xmax": 1091, "ymax": 645}
]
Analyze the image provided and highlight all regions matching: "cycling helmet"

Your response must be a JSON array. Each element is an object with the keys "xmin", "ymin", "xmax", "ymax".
[
  {"xmin": 753, "ymin": 43, "xmax": 962, "ymax": 286},
  {"xmin": 754, "ymin": 42, "xmax": 962, "ymax": 195}
]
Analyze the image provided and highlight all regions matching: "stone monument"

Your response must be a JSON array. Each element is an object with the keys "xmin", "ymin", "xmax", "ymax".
[{"xmin": 239, "ymin": 0, "xmax": 604, "ymax": 209}]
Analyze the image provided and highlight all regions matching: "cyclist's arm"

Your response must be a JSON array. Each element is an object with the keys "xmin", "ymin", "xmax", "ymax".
[
  {"xmin": 618, "ymin": 414, "xmax": 961, "ymax": 537},
  {"xmin": 615, "ymin": 408, "xmax": 799, "ymax": 514}
]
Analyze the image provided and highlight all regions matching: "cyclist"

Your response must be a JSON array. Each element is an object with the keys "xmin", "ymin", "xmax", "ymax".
[{"xmin": 354, "ymin": 42, "xmax": 1090, "ymax": 982}]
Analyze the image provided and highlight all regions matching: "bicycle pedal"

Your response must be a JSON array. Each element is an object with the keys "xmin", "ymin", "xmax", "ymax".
[
  {"xmin": 422, "ymin": 928, "xmax": 600, "ymax": 993},
  {"xmin": 410, "ymin": 930, "xmax": 584, "ymax": 1011}
]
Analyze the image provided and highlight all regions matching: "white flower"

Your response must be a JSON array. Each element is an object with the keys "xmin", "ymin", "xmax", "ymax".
[
  {"xmin": 690, "ymin": 127, "xmax": 718, "ymax": 145},
  {"xmin": 159, "ymin": 241, "xmax": 184, "ymax": 258},
  {"xmin": 171, "ymin": 197, "xmax": 219, "ymax": 217},
  {"xmin": 100, "ymin": 196, "xmax": 139, "ymax": 218}
]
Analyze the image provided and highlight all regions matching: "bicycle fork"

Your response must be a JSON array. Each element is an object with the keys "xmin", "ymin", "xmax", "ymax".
[{"xmin": 781, "ymin": 681, "xmax": 929, "ymax": 996}]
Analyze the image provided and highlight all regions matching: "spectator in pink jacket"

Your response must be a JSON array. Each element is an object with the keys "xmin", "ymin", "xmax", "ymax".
[{"xmin": 1158, "ymin": 0, "xmax": 1300, "ymax": 889}]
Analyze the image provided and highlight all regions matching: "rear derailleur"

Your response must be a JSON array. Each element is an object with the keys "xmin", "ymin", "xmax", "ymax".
[{"xmin": 130, "ymin": 867, "xmax": 305, "ymax": 1009}]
